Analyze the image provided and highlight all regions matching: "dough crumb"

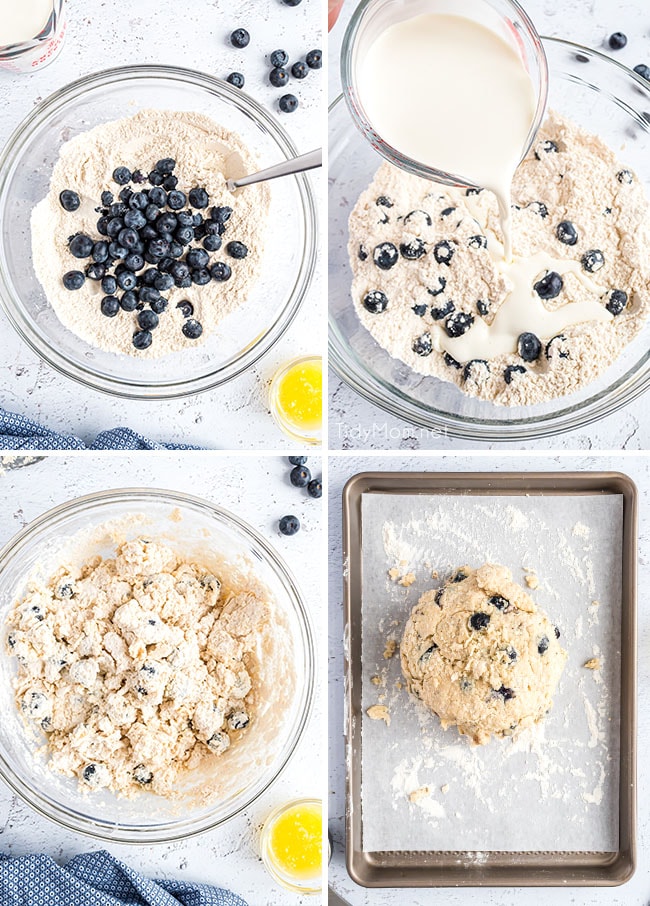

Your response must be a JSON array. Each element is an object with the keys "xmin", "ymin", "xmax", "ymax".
[
  {"xmin": 388, "ymin": 567, "xmax": 400, "ymax": 581},
  {"xmin": 398, "ymin": 572, "xmax": 416, "ymax": 587},
  {"xmin": 370, "ymin": 675, "xmax": 382, "ymax": 686},
  {"xmin": 431, "ymin": 570, "xmax": 439, "ymax": 579},
  {"xmin": 584, "ymin": 657, "xmax": 601, "ymax": 670},
  {"xmin": 409, "ymin": 786, "xmax": 430, "ymax": 803},
  {"xmin": 383, "ymin": 638, "xmax": 397, "ymax": 659},
  {"xmin": 591, "ymin": 599, "xmax": 600, "ymax": 607},
  {"xmin": 441, "ymin": 783, "xmax": 450, "ymax": 794},
  {"xmin": 367, "ymin": 704, "xmax": 391, "ymax": 726},
  {"xmin": 524, "ymin": 572, "xmax": 539, "ymax": 590}
]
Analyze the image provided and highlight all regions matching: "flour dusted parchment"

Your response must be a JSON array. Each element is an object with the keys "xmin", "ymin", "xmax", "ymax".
[
  {"xmin": 31, "ymin": 110, "xmax": 270, "ymax": 357},
  {"xmin": 5, "ymin": 537, "xmax": 271, "ymax": 798},
  {"xmin": 349, "ymin": 111, "xmax": 650, "ymax": 405}
]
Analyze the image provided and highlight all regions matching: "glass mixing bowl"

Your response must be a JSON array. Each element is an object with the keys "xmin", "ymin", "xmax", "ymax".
[
  {"xmin": 329, "ymin": 38, "xmax": 650, "ymax": 441},
  {"xmin": 0, "ymin": 65, "xmax": 317, "ymax": 399},
  {"xmin": 0, "ymin": 489, "xmax": 315, "ymax": 843}
]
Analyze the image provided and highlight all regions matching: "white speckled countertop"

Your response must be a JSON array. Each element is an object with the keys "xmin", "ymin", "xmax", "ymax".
[
  {"xmin": 327, "ymin": 452, "xmax": 650, "ymax": 904},
  {"xmin": 0, "ymin": 453, "xmax": 324, "ymax": 906},
  {"xmin": 0, "ymin": 0, "xmax": 324, "ymax": 450},
  {"xmin": 328, "ymin": 0, "xmax": 650, "ymax": 450}
]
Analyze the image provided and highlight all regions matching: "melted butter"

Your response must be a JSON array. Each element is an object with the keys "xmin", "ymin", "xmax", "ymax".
[
  {"xmin": 441, "ymin": 252, "xmax": 611, "ymax": 360},
  {"xmin": 274, "ymin": 358, "xmax": 322, "ymax": 432},
  {"xmin": 358, "ymin": 12, "xmax": 537, "ymax": 260},
  {"xmin": 267, "ymin": 801, "xmax": 322, "ymax": 881}
]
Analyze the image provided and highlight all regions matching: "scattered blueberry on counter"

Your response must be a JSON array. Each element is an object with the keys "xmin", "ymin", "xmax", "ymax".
[
  {"xmin": 279, "ymin": 514, "xmax": 300, "ymax": 536},
  {"xmin": 226, "ymin": 72, "xmax": 245, "ymax": 88},
  {"xmin": 278, "ymin": 458, "xmax": 323, "ymax": 535},
  {"xmin": 634, "ymin": 63, "xmax": 650, "ymax": 81},
  {"xmin": 279, "ymin": 94, "xmax": 299, "ymax": 113},
  {"xmin": 290, "ymin": 465, "xmax": 311, "ymax": 487},
  {"xmin": 230, "ymin": 28, "xmax": 250, "ymax": 49},
  {"xmin": 57, "ymin": 158, "xmax": 251, "ymax": 351},
  {"xmin": 608, "ymin": 32, "xmax": 627, "ymax": 50}
]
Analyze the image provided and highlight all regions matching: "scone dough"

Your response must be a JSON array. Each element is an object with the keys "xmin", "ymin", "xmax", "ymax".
[
  {"xmin": 401, "ymin": 563, "xmax": 567, "ymax": 744},
  {"xmin": 6, "ymin": 538, "xmax": 269, "ymax": 797}
]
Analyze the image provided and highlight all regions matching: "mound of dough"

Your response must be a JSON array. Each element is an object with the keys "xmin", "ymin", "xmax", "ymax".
[
  {"xmin": 6, "ymin": 538, "xmax": 270, "ymax": 798},
  {"xmin": 400, "ymin": 563, "xmax": 567, "ymax": 744}
]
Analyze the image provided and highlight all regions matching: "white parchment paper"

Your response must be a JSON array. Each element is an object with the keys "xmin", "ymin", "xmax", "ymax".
[{"xmin": 360, "ymin": 491, "xmax": 623, "ymax": 853}]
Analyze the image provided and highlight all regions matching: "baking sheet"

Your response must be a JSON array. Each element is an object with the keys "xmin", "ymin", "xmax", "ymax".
[{"xmin": 360, "ymin": 492, "xmax": 623, "ymax": 854}]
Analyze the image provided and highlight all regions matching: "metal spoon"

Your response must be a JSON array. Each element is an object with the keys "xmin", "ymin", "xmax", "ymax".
[{"xmin": 226, "ymin": 148, "xmax": 322, "ymax": 192}]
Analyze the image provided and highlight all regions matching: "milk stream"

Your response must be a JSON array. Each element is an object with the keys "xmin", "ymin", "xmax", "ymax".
[
  {"xmin": 0, "ymin": 0, "xmax": 53, "ymax": 46},
  {"xmin": 357, "ymin": 12, "xmax": 613, "ymax": 360}
]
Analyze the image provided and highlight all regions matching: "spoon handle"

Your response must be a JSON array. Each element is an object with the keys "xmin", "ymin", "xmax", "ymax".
[{"xmin": 229, "ymin": 148, "xmax": 322, "ymax": 190}]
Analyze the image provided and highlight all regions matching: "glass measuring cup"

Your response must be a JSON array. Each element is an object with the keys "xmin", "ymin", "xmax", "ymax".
[{"xmin": 340, "ymin": 0, "xmax": 548, "ymax": 190}]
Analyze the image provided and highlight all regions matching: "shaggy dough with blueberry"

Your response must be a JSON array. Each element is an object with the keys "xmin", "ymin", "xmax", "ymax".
[
  {"xmin": 349, "ymin": 111, "xmax": 650, "ymax": 405},
  {"xmin": 31, "ymin": 109, "xmax": 269, "ymax": 356},
  {"xmin": 5, "ymin": 538, "xmax": 269, "ymax": 797},
  {"xmin": 401, "ymin": 564, "xmax": 567, "ymax": 744}
]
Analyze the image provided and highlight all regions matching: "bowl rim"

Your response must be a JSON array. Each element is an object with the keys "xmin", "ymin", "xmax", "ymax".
[
  {"xmin": 0, "ymin": 487, "xmax": 316, "ymax": 843},
  {"xmin": 328, "ymin": 35, "xmax": 650, "ymax": 442},
  {"xmin": 0, "ymin": 64, "xmax": 318, "ymax": 400}
]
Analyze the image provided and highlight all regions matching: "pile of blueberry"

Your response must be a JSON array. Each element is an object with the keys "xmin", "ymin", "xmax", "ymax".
[
  {"xmin": 279, "ymin": 456, "xmax": 322, "ymax": 536},
  {"xmin": 59, "ymin": 159, "xmax": 249, "ymax": 351},
  {"xmin": 226, "ymin": 24, "xmax": 321, "ymax": 114}
]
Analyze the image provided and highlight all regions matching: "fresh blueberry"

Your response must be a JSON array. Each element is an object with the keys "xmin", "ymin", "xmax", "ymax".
[
  {"xmin": 412, "ymin": 333, "xmax": 433, "ymax": 356},
  {"xmin": 227, "ymin": 71, "xmax": 245, "ymax": 88},
  {"xmin": 288, "ymin": 456, "xmax": 307, "ymax": 467},
  {"xmin": 211, "ymin": 205, "xmax": 233, "ymax": 224},
  {"xmin": 123, "ymin": 210, "xmax": 146, "ymax": 231},
  {"xmin": 526, "ymin": 201, "xmax": 548, "ymax": 218},
  {"xmin": 108, "ymin": 242, "xmax": 128, "ymax": 260},
  {"xmin": 433, "ymin": 240, "xmax": 454, "ymax": 265},
  {"xmin": 534, "ymin": 139, "xmax": 559, "ymax": 160},
  {"xmin": 400, "ymin": 238, "xmax": 426, "ymax": 259},
  {"xmin": 226, "ymin": 241, "xmax": 248, "ymax": 259},
  {"xmin": 100, "ymin": 295, "xmax": 120, "ymax": 317},
  {"xmin": 306, "ymin": 49, "xmax": 322, "ymax": 69},
  {"xmin": 517, "ymin": 332, "xmax": 542, "ymax": 362},
  {"xmin": 291, "ymin": 60, "xmax": 308, "ymax": 79},
  {"xmin": 463, "ymin": 359, "xmax": 490, "ymax": 383},
  {"xmin": 307, "ymin": 479, "xmax": 322, "ymax": 498},
  {"xmin": 189, "ymin": 187, "xmax": 209, "ymax": 209},
  {"xmin": 412, "ymin": 303, "xmax": 427, "ymax": 317},
  {"xmin": 150, "ymin": 296, "xmax": 168, "ymax": 314},
  {"xmin": 279, "ymin": 515, "xmax": 300, "ymax": 535},
  {"xmin": 270, "ymin": 49, "xmax": 288, "ymax": 67},
  {"xmin": 112, "ymin": 166, "xmax": 132, "ymax": 185},
  {"xmin": 281, "ymin": 0, "xmax": 302, "ymax": 4},
  {"xmin": 279, "ymin": 93, "xmax": 298, "ymax": 113},
  {"xmin": 538, "ymin": 636, "xmax": 550, "ymax": 655},
  {"xmin": 444, "ymin": 352, "xmax": 462, "ymax": 369},
  {"xmin": 96, "ymin": 216, "xmax": 110, "ymax": 235},
  {"xmin": 210, "ymin": 262, "xmax": 232, "ymax": 282},
  {"xmin": 427, "ymin": 276, "xmax": 447, "ymax": 297},
  {"xmin": 556, "ymin": 220, "xmax": 578, "ymax": 246},
  {"xmin": 117, "ymin": 270, "xmax": 137, "ymax": 291},
  {"xmin": 186, "ymin": 248, "xmax": 209, "ymax": 269},
  {"xmin": 290, "ymin": 465, "xmax": 311, "ymax": 487},
  {"xmin": 133, "ymin": 764, "xmax": 153, "ymax": 785},
  {"xmin": 468, "ymin": 235, "xmax": 488, "ymax": 249},
  {"xmin": 85, "ymin": 262, "xmax": 106, "ymax": 280},
  {"xmin": 363, "ymin": 290, "xmax": 388, "ymax": 313},
  {"xmin": 488, "ymin": 595, "xmax": 510, "ymax": 611},
  {"xmin": 176, "ymin": 300, "xmax": 193, "ymax": 318},
  {"xmin": 83, "ymin": 764, "xmax": 98, "ymax": 783},
  {"xmin": 69, "ymin": 234, "xmax": 94, "ymax": 258},
  {"xmin": 182, "ymin": 318, "xmax": 203, "ymax": 339},
  {"xmin": 269, "ymin": 66, "xmax": 289, "ymax": 87},
  {"xmin": 191, "ymin": 267, "xmax": 211, "ymax": 285},
  {"xmin": 153, "ymin": 158, "xmax": 174, "ymax": 176},
  {"xmin": 606, "ymin": 289, "xmax": 628, "ymax": 315},
  {"xmin": 100, "ymin": 190, "xmax": 114, "ymax": 206},
  {"xmin": 545, "ymin": 334, "xmax": 571, "ymax": 361},
  {"xmin": 495, "ymin": 685, "xmax": 516, "ymax": 701},
  {"xmin": 120, "ymin": 291, "xmax": 138, "ymax": 311},
  {"xmin": 203, "ymin": 235, "xmax": 222, "ymax": 252},
  {"xmin": 148, "ymin": 170, "xmax": 164, "ymax": 187},
  {"xmin": 62, "ymin": 270, "xmax": 85, "ymax": 290},
  {"xmin": 430, "ymin": 299, "xmax": 454, "ymax": 320},
  {"xmin": 118, "ymin": 227, "xmax": 139, "ymax": 250},
  {"xmin": 59, "ymin": 189, "xmax": 80, "ymax": 212},
  {"xmin": 148, "ymin": 238, "xmax": 171, "ymax": 259},
  {"xmin": 124, "ymin": 253, "xmax": 144, "ymax": 271},
  {"xmin": 445, "ymin": 310, "xmax": 474, "ymax": 337},
  {"xmin": 101, "ymin": 275, "xmax": 117, "ymax": 295},
  {"xmin": 227, "ymin": 710, "xmax": 250, "ymax": 730},
  {"xmin": 534, "ymin": 271, "xmax": 563, "ymax": 299},
  {"xmin": 555, "ymin": 626, "xmax": 561, "ymax": 639},
  {"xmin": 106, "ymin": 217, "xmax": 124, "ymax": 238},
  {"xmin": 230, "ymin": 28, "xmax": 250, "ymax": 48},
  {"xmin": 609, "ymin": 32, "xmax": 627, "ymax": 50},
  {"xmin": 138, "ymin": 309, "xmax": 159, "ymax": 331},
  {"xmin": 132, "ymin": 330, "xmax": 152, "ymax": 350},
  {"xmin": 163, "ymin": 175, "xmax": 178, "ymax": 191},
  {"xmin": 118, "ymin": 187, "xmax": 133, "ymax": 205},
  {"xmin": 469, "ymin": 612, "xmax": 490, "ymax": 631},
  {"xmin": 633, "ymin": 63, "xmax": 650, "ymax": 81},
  {"xmin": 504, "ymin": 364, "xmax": 526, "ymax": 384},
  {"xmin": 617, "ymin": 169, "xmax": 634, "ymax": 185},
  {"xmin": 167, "ymin": 190, "xmax": 187, "ymax": 210},
  {"xmin": 373, "ymin": 242, "xmax": 398, "ymax": 270},
  {"xmin": 582, "ymin": 249, "xmax": 605, "ymax": 273}
]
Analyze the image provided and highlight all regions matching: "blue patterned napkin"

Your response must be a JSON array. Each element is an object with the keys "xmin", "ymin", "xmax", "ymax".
[
  {"xmin": 0, "ymin": 850, "xmax": 248, "ymax": 905},
  {"xmin": 0, "ymin": 409, "xmax": 199, "ymax": 450}
]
